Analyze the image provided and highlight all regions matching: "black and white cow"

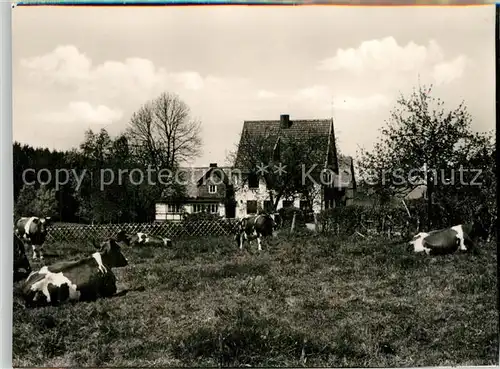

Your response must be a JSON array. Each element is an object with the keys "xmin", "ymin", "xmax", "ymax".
[
  {"xmin": 409, "ymin": 218, "xmax": 489, "ymax": 256},
  {"xmin": 14, "ymin": 216, "xmax": 52, "ymax": 260},
  {"xmin": 116, "ymin": 230, "xmax": 172, "ymax": 247},
  {"xmin": 234, "ymin": 214, "xmax": 275, "ymax": 251},
  {"xmin": 21, "ymin": 238, "xmax": 128, "ymax": 307},
  {"xmin": 13, "ymin": 234, "xmax": 31, "ymax": 282}
]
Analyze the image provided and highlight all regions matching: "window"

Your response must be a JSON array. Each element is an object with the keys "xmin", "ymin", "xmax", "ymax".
[
  {"xmin": 208, "ymin": 185, "xmax": 217, "ymax": 194},
  {"xmin": 209, "ymin": 204, "xmax": 219, "ymax": 214},
  {"xmin": 325, "ymin": 199, "xmax": 335, "ymax": 209},
  {"xmin": 247, "ymin": 200, "xmax": 258, "ymax": 214},
  {"xmin": 248, "ymin": 173, "xmax": 259, "ymax": 189},
  {"xmin": 193, "ymin": 203, "xmax": 219, "ymax": 213},
  {"xmin": 263, "ymin": 200, "xmax": 273, "ymax": 212},
  {"xmin": 300, "ymin": 200, "xmax": 311, "ymax": 211},
  {"xmin": 167, "ymin": 204, "xmax": 182, "ymax": 213},
  {"xmin": 282, "ymin": 200, "xmax": 293, "ymax": 208}
]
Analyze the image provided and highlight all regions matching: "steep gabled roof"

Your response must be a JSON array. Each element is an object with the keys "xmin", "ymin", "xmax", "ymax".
[
  {"xmin": 177, "ymin": 166, "xmax": 233, "ymax": 198},
  {"xmin": 234, "ymin": 117, "xmax": 335, "ymax": 170},
  {"xmin": 241, "ymin": 119, "xmax": 332, "ymax": 138}
]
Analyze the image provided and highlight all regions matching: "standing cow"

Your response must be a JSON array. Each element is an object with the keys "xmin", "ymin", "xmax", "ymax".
[
  {"xmin": 116, "ymin": 230, "xmax": 172, "ymax": 247},
  {"xmin": 13, "ymin": 234, "xmax": 31, "ymax": 282},
  {"xmin": 21, "ymin": 238, "xmax": 128, "ymax": 307},
  {"xmin": 14, "ymin": 216, "xmax": 51, "ymax": 260},
  {"xmin": 235, "ymin": 214, "xmax": 275, "ymax": 251}
]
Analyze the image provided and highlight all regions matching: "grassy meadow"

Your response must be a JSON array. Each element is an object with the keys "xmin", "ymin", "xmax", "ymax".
[{"xmin": 12, "ymin": 231, "xmax": 499, "ymax": 367}]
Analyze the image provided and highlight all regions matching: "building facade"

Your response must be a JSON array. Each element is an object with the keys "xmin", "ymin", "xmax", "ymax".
[
  {"xmin": 232, "ymin": 114, "xmax": 356, "ymax": 218},
  {"xmin": 155, "ymin": 163, "xmax": 236, "ymax": 221}
]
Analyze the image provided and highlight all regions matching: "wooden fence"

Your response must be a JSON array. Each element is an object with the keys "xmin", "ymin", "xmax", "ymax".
[{"xmin": 46, "ymin": 219, "xmax": 240, "ymax": 243}]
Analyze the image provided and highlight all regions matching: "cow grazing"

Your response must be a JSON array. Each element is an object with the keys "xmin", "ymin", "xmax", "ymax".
[
  {"xmin": 409, "ymin": 218, "xmax": 489, "ymax": 255},
  {"xmin": 14, "ymin": 216, "xmax": 51, "ymax": 260},
  {"xmin": 235, "ymin": 214, "xmax": 275, "ymax": 251},
  {"xmin": 21, "ymin": 238, "xmax": 128, "ymax": 307},
  {"xmin": 116, "ymin": 230, "xmax": 172, "ymax": 247},
  {"xmin": 13, "ymin": 234, "xmax": 31, "ymax": 282}
]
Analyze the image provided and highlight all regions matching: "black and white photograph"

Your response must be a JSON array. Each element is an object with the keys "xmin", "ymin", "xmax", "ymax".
[{"xmin": 10, "ymin": 4, "xmax": 498, "ymax": 367}]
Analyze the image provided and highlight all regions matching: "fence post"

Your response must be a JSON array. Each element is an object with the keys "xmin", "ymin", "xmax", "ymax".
[{"xmin": 291, "ymin": 212, "xmax": 296, "ymax": 233}]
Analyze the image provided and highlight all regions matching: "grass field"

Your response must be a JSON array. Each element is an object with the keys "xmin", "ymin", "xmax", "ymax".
[{"xmin": 13, "ymin": 232, "xmax": 499, "ymax": 367}]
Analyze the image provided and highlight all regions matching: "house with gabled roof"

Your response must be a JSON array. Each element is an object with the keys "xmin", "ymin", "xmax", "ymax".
[
  {"xmin": 232, "ymin": 114, "xmax": 356, "ymax": 218},
  {"xmin": 155, "ymin": 163, "xmax": 236, "ymax": 221}
]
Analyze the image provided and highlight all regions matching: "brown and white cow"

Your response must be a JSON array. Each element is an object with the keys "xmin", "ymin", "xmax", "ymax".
[
  {"xmin": 116, "ymin": 230, "xmax": 172, "ymax": 247},
  {"xmin": 21, "ymin": 238, "xmax": 128, "ymax": 307},
  {"xmin": 234, "ymin": 214, "xmax": 275, "ymax": 251},
  {"xmin": 409, "ymin": 218, "xmax": 489, "ymax": 256},
  {"xmin": 14, "ymin": 216, "xmax": 52, "ymax": 260},
  {"xmin": 13, "ymin": 234, "xmax": 32, "ymax": 282}
]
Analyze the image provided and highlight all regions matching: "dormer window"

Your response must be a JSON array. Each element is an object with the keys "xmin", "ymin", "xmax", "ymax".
[{"xmin": 208, "ymin": 185, "xmax": 217, "ymax": 194}]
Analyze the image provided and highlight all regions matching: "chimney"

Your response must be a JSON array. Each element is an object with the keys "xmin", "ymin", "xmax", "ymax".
[
  {"xmin": 209, "ymin": 163, "xmax": 217, "ymax": 167},
  {"xmin": 280, "ymin": 114, "xmax": 291, "ymax": 128}
]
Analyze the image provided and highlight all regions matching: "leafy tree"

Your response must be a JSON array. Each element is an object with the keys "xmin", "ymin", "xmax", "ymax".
[
  {"xmin": 358, "ymin": 83, "xmax": 493, "ymax": 228},
  {"xmin": 32, "ymin": 185, "xmax": 59, "ymax": 218},
  {"xmin": 231, "ymin": 129, "xmax": 331, "ymax": 210},
  {"xmin": 14, "ymin": 184, "xmax": 37, "ymax": 219}
]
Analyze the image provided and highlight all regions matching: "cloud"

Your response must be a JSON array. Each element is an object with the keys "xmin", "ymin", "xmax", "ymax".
[
  {"xmin": 317, "ymin": 37, "xmax": 466, "ymax": 84},
  {"xmin": 334, "ymin": 94, "xmax": 391, "ymax": 111},
  {"xmin": 431, "ymin": 55, "xmax": 467, "ymax": 85},
  {"xmin": 19, "ymin": 45, "xmax": 245, "ymax": 101},
  {"xmin": 257, "ymin": 90, "xmax": 278, "ymax": 99},
  {"xmin": 20, "ymin": 45, "xmax": 92, "ymax": 84},
  {"xmin": 38, "ymin": 101, "xmax": 123, "ymax": 125},
  {"xmin": 291, "ymin": 85, "xmax": 390, "ymax": 112}
]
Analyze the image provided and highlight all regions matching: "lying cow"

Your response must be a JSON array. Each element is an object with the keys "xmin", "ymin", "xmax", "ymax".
[
  {"xmin": 235, "ymin": 214, "xmax": 275, "ymax": 251},
  {"xmin": 14, "ymin": 234, "xmax": 31, "ymax": 282},
  {"xmin": 116, "ymin": 230, "xmax": 172, "ymax": 247},
  {"xmin": 409, "ymin": 219, "xmax": 488, "ymax": 255},
  {"xmin": 21, "ymin": 238, "xmax": 128, "ymax": 307},
  {"xmin": 14, "ymin": 216, "xmax": 51, "ymax": 260}
]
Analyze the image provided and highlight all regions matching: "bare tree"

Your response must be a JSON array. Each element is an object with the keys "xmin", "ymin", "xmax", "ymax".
[{"xmin": 127, "ymin": 92, "xmax": 202, "ymax": 169}]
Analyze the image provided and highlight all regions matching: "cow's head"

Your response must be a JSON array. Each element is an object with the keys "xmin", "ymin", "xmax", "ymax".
[
  {"xmin": 34, "ymin": 217, "xmax": 52, "ymax": 234},
  {"xmin": 115, "ymin": 230, "xmax": 132, "ymax": 246},
  {"xmin": 97, "ymin": 239, "xmax": 129, "ymax": 268}
]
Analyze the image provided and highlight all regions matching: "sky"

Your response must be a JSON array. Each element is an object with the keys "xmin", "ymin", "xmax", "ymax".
[{"xmin": 12, "ymin": 5, "xmax": 495, "ymax": 167}]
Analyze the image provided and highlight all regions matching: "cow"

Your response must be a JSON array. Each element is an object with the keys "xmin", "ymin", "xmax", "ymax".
[
  {"xmin": 234, "ymin": 214, "xmax": 275, "ymax": 251},
  {"xmin": 116, "ymin": 230, "xmax": 172, "ymax": 247},
  {"xmin": 14, "ymin": 216, "xmax": 52, "ymax": 260},
  {"xmin": 13, "ymin": 234, "xmax": 31, "ymax": 282},
  {"xmin": 409, "ymin": 216, "xmax": 489, "ymax": 256},
  {"xmin": 21, "ymin": 238, "xmax": 128, "ymax": 307}
]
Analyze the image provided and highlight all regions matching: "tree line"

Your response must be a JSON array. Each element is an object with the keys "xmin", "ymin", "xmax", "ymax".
[
  {"xmin": 13, "ymin": 85, "xmax": 496, "ymax": 230},
  {"xmin": 14, "ymin": 92, "xmax": 202, "ymax": 224}
]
